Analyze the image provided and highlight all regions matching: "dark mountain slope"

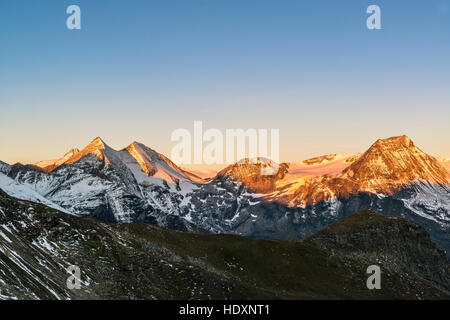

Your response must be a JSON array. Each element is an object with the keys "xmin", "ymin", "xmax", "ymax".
[
  {"xmin": 0, "ymin": 189, "xmax": 448, "ymax": 299},
  {"xmin": 306, "ymin": 210, "xmax": 449, "ymax": 296}
]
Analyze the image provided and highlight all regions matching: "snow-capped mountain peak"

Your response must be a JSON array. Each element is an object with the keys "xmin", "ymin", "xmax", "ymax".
[
  {"xmin": 0, "ymin": 160, "xmax": 11, "ymax": 175},
  {"xmin": 123, "ymin": 141, "xmax": 202, "ymax": 183},
  {"xmin": 34, "ymin": 147, "xmax": 80, "ymax": 173},
  {"xmin": 125, "ymin": 142, "xmax": 159, "ymax": 176},
  {"xmin": 64, "ymin": 137, "xmax": 111, "ymax": 165}
]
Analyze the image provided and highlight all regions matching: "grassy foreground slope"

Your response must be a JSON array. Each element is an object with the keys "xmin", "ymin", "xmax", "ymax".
[{"xmin": 0, "ymin": 189, "xmax": 448, "ymax": 299}]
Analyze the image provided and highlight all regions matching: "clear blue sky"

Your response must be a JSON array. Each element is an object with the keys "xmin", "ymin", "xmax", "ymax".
[{"xmin": 1, "ymin": 0, "xmax": 449, "ymax": 164}]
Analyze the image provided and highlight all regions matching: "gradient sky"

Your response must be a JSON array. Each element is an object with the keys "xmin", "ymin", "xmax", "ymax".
[{"xmin": 1, "ymin": 0, "xmax": 449, "ymax": 165}]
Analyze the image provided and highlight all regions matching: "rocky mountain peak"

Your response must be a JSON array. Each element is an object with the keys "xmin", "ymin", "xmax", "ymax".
[
  {"xmin": 124, "ymin": 141, "xmax": 200, "ymax": 183},
  {"xmin": 34, "ymin": 147, "xmax": 81, "ymax": 173},
  {"xmin": 125, "ymin": 142, "xmax": 157, "ymax": 176},
  {"xmin": 217, "ymin": 158, "xmax": 289, "ymax": 193},
  {"xmin": 0, "ymin": 160, "xmax": 11, "ymax": 175},
  {"xmin": 371, "ymin": 134, "xmax": 415, "ymax": 151},
  {"xmin": 64, "ymin": 137, "xmax": 111, "ymax": 165},
  {"xmin": 88, "ymin": 137, "xmax": 107, "ymax": 149},
  {"xmin": 341, "ymin": 135, "xmax": 450, "ymax": 189}
]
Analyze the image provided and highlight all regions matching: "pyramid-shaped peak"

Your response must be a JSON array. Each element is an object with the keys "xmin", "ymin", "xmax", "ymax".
[
  {"xmin": 125, "ymin": 141, "xmax": 162, "ymax": 162},
  {"xmin": 125, "ymin": 141, "xmax": 159, "ymax": 156},
  {"xmin": 127, "ymin": 141, "xmax": 146, "ymax": 149},
  {"xmin": 122, "ymin": 140, "xmax": 199, "ymax": 182},
  {"xmin": 342, "ymin": 135, "xmax": 449, "ymax": 187},
  {"xmin": 64, "ymin": 137, "xmax": 111, "ymax": 165},
  {"xmin": 372, "ymin": 135, "xmax": 415, "ymax": 149},
  {"xmin": 88, "ymin": 137, "xmax": 107, "ymax": 147}
]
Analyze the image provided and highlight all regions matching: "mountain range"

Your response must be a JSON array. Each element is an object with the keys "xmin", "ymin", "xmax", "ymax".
[{"xmin": 0, "ymin": 135, "xmax": 449, "ymax": 257}]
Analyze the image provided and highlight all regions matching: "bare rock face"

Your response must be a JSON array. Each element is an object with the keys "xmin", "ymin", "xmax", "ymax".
[
  {"xmin": 303, "ymin": 154, "xmax": 339, "ymax": 165},
  {"xmin": 216, "ymin": 158, "xmax": 289, "ymax": 193},
  {"xmin": 267, "ymin": 135, "xmax": 450, "ymax": 207},
  {"xmin": 33, "ymin": 148, "xmax": 80, "ymax": 173},
  {"xmin": 64, "ymin": 137, "xmax": 110, "ymax": 165},
  {"xmin": 0, "ymin": 161, "xmax": 10, "ymax": 175},
  {"xmin": 341, "ymin": 135, "xmax": 450, "ymax": 192}
]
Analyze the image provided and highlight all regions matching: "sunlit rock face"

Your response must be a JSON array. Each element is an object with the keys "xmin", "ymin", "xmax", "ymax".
[
  {"xmin": 216, "ymin": 158, "xmax": 289, "ymax": 193},
  {"xmin": 34, "ymin": 148, "xmax": 80, "ymax": 173},
  {"xmin": 341, "ymin": 135, "xmax": 450, "ymax": 191},
  {"xmin": 265, "ymin": 135, "xmax": 450, "ymax": 207}
]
